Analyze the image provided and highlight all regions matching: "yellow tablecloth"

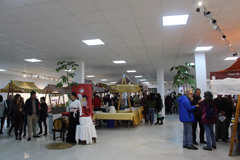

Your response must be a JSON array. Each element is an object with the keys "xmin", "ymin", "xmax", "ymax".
[{"xmin": 93, "ymin": 107, "xmax": 143, "ymax": 126}]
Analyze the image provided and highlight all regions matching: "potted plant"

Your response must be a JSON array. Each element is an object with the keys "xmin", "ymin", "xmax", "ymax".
[
  {"xmin": 170, "ymin": 63, "xmax": 196, "ymax": 94},
  {"xmin": 55, "ymin": 61, "xmax": 79, "ymax": 103}
]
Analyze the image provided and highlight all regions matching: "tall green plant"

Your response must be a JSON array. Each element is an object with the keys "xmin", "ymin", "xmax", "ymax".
[
  {"xmin": 170, "ymin": 63, "xmax": 196, "ymax": 93},
  {"xmin": 55, "ymin": 61, "xmax": 79, "ymax": 90}
]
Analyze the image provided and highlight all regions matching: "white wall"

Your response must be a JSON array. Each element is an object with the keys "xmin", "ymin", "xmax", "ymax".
[{"xmin": 0, "ymin": 73, "xmax": 68, "ymax": 105}]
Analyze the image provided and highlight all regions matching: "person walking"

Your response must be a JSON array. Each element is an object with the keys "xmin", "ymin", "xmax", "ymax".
[
  {"xmin": 146, "ymin": 93, "xmax": 156, "ymax": 125},
  {"xmin": 165, "ymin": 95, "xmax": 173, "ymax": 115},
  {"xmin": 25, "ymin": 91, "xmax": 40, "ymax": 141},
  {"xmin": 178, "ymin": 89, "xmax": 199, "ymax": 150},
  {"xmin": 155, "ymin": 93, "xmax": 164, "ymax": 125},
  {"xmin": 225, "ymin": 95, "xmax": 234, "ymax": 140},
  {"xmin": 140, "ymin": 93, "xmax": 148, "ymax": 124},
  {"xmin": 7, "ymin": 94, "xmax": 24, "ymax": 140},
  {"xmin": 0, "ymin": 95, "xmax": 6, "ymax": 134},
  {"xmin": 37, "ymin": 97, "xmax": 48, "ymax": 136},
  {"xmin": 192, "ymin": 88, "xmax": 206, "ymax": 145},
  {"xmin": 5, "ymin": 95, "xmax": 13, "ymax": 128},
  {"xmin": 200, "ymin": 91, "xmax": 217, "ymax": 151},
  {"xmin": 214, "ymin": 95, "xmax": 228, "ymax": 142}
]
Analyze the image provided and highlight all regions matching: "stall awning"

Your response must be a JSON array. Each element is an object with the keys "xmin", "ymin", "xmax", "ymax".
[
  {"xmin": 0, "ymin": 80, "xmax": 43, "ymax": 93},
  {"xmin": 210, "ymin": 58, "xmax": 240, "ymax": 95},
  {"xmin": 43, "ymin": 84, "xmax": 64, "ymax": 94},
  {"xmin": 116, "ymin": 75, "xmax": 137, "ymax": 84}
]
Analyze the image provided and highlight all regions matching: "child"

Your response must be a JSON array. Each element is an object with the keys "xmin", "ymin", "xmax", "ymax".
[{"xmin": 37, "ymin": 97, "xmax": 48, "ymax": 136}]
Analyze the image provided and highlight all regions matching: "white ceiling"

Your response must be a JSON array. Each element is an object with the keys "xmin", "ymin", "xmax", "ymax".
[{"xmin": 0, "ymin": 0, "xmax": 240, "ymax": 84}]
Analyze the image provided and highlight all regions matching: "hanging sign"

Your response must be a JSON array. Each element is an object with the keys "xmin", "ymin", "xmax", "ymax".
[{"xmin": 110, "ymin": 84, "xmax": 140, "ymax": 93}]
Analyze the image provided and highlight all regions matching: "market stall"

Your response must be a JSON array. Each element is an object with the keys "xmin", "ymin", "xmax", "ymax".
[
  {"xmin": 210, "ymin": 58, "xmax": 240, "ymax": 156},
  {"xmin": 93, "ymin": 75, "xmax": 143, "ymax": 128},
  {"xmin": 0, "ymin": 80, "xmax": 43, "ymax": 95}
]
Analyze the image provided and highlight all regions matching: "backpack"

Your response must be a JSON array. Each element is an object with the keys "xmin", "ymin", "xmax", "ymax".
[{"xmin": 206, "ymin": 105, "xmax": 215, "ymax": 118}]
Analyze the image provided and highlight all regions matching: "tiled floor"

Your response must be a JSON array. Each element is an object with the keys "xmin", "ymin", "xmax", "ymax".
[{"xmin": 0, "ymin": 114, "xmax": 239, "ymax": 160}]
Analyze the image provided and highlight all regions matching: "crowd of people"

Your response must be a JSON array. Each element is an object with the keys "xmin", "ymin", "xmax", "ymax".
[
  {"xmin": 0, "ymin": 91, "xmax": 48, "ymax": 141},
  {"xmin": 178, "ymin": 88, "xmax": 237, "ymax": 151}
]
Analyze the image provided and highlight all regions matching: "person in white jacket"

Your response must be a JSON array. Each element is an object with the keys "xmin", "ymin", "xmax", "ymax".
[{"xmin": 66, "ymin": 92, "xmax": 82, "ymax": 143}]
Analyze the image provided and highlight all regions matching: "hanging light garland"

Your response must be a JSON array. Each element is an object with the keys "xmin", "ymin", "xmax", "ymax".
[{"xmin": 193, "ymin": 0, "xmax": 238, "ymax": 57}]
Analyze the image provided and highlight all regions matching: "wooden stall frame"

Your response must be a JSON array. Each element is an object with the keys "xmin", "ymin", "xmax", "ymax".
[
  {"xmin": 229, "ymin": 95, "xmax": 240, "ymax": 156},
  {"xmin": 117, "ymin": 77, "xmax": 132, "ymax": 112}
]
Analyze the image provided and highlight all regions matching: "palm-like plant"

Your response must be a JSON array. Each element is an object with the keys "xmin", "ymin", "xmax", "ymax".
[
  {"xmin": 55, "ymin": 61, "xmax": 79, "ymax": 93},
  {"xmin": 170, "ymin": 63, "xmax": 196, "ymax": 93}
]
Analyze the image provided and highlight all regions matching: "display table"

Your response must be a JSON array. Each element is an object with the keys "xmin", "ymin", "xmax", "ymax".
[
  {"xmin": 75, "ymin": 125, "xmax": 97, "ymax": 144},
  {"xmin": 48, "ymin": 113, "xmax": 62, "ymax": 134},
  {"xmin": 93, "ymin": 107, "xmax": 143, "ymax": 128}
]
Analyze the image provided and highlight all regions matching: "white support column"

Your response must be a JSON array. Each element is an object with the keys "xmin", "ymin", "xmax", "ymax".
[
  {"xmin": 157, "ymin": 69, "xmax": 165, "ymax": 116},
  {"xmin": 194, "ymin": 53, "xmax": 207, "ymax": 98},
  {"xmin": 74, "ymin": 61, "xmax": 85, "ymax": 83}
]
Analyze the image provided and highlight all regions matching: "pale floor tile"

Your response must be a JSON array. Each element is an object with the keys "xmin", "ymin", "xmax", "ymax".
[{"xmin": 0, "ymin": 114, "xmax": 239, "ymax": 160}]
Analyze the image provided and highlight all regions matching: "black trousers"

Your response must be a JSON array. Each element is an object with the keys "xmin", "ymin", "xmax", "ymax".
[
  {"xmin": 0, "ymin": 117, "xmax": 5, "ymax": 132},
  {"xmin": 23, "ymin": 116, "xmax": 27, "ymax": 134},
  {"xmin": 38, "ymin": 117, "xmax": 47, "ymax": 134},
  {"xmin": 192, "ymin": 115, "xmax": 205, "ymax": 142}
]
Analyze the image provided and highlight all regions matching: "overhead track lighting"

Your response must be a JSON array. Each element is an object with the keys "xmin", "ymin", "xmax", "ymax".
[{"xmin": 221, "ymin": 35, "xmax": 226, "ymax": 40}]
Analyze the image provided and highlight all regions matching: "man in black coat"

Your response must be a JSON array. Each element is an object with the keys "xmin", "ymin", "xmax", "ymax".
[
  {"xmin": 192, "ymin": 88, "xmax": 207, "ymax": 145},
  {"xmin": 37, "ymin": 97, "xmax": 48, "ymax": 136},
  {"xmin": 25, "ymin": 91, "xmax": 40, "ymax": 141}
]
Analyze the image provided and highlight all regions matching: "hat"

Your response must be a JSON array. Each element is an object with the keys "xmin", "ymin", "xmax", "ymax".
[{"xmin": 204, "ymin": 91, "xmax": 212, "ymax": 99}]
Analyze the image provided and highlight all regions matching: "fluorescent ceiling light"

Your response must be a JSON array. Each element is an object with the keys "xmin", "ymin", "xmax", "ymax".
[
  {"xmin": 190, "ymin": 63, "xmax": 195, "ymax": 65},
  {"xmin": 111, "ymin": 82, "xmax": 116, "ymax": 83},
  {"xmin": 0, "ymin": 69, "xmax": 6, "ymax": 71},
  {"xmin": 140, "ymin": 79, "xmax": 146, "ymax": 81},
  {"xmin": 82, "ymin": 39, "xmax": 104, "ymax": 46},
  {"xmin": 127, "ymin": 70, "xmax": 136, "ymax": 73},
  {"xmin": 195, "ymin": 46, "xmax": 213, "ymax": 51},
  {"xmin": 224, "ymin": 57, "xmax": 239, "ymax": 60},
  {"xmin": 86, "ymin": 75, "xmax": 95, "ymax": 77},
  {"xmin": 64, "ymin": 69, "xmax": 73, "ymax": 72},
  {"xmin": 23, "ymin": 74, "xmax": 26, "ymax": 77},
  {"xmin": 143, "ymin": 82, "xmax": 149, "ymax": 84},
  {"xmin": 113, "ymin": 60, "xmax": 126, "ymax": 64},
  {"xmin": 135, "ymin": 76, "xmax": 142, "ymax": 78},
  {"xmin": 101, "ymin": 79, "xmax": 107, "ymax": 81},
  {"xmin": 24, "ymin": 58, "xmax": 42, "ymax": 63},
  {"xmin": 163, "ymin": 15, "xmax": 189, "ymax": 26}
]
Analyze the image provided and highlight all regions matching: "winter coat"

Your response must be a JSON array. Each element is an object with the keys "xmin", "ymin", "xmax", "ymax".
[
  {"xmin": 0, "ymin": 102, "xmax": 4, "ymax": 117},
  {"xmin": 165, "ymin": 96, "xmax": 173, "ymax": 107},
  {"xmin": 155, "ymin": 97, "xmax": 163, "ymax": 112},
  {"xmin": 192, "ymin": 94, "xmax": 202, "ymax": 117},
  {"xmin": 178, "ymin": 95, "xmax": 196, "ymax": 123},
  {"xmin": 25, "ymin": 98, "xmax": 40, "ymax": 116},
  {"xmin": 214, "ymin": 97, "xmax": 227, "ymax": 114},
  {"xmin": 146, "ymin": 98, "xmax": 156, "ymax": 109},
  {"xmin": 7, "ymin": 103, "xmax": 24, "ymax": 118},
  {"xmin": 39, "ymin": 103, "xmax": 48, "ymax": 118},
  {"xmin": 199, "ymin": 100, "xmax": 217, "ymax": 125}
]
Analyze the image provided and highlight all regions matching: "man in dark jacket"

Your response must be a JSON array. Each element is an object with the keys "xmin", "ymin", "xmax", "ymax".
[
  {"xmin": 225, "ymin": 95, "xmax": 233, "ymax": 140},
  {"xmin": 146, "ymin": 93, "xmax": 156, "ymax": 125},
  {"xmin": 25, "ymin": 91, "xmax": 40, "ymax": 141},
  {"xmin": 104, "ymin": 95, "xmax": 112, "ymax": 106},
  {"xmin": 178, "ymin": 89, "xmax": 199, "ymax": 150},
  {"xmin": 214, "ymin": 95, "xmax": 228, "ymax": 142},
  {"xmin": 37, "ymin": 97, "xmax": 48, "ymax": 136},
  {"xmin": 192, "ymin": 88, "xmax": 206, "ymax": 145}
]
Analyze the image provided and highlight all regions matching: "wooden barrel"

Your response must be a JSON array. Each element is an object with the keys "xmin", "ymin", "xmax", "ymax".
[{"xmin": 53, "ymin": 117, "xmax": 69, "ymax": 130}]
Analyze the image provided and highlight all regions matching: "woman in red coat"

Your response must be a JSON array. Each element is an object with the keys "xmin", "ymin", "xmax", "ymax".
[
  {"xmin": 7, "ymin": 94, "xmax": 24, "ymax": 140},
  {"xmin": 199, "ymin": 91, "xmax": 217, "ymax": 151}
]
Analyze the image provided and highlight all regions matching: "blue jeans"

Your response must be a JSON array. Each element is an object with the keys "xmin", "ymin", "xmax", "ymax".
[
  {"xmin": 203, "ymin": 124, "xmax": 216, "ymax": 148},
  {"xmin": 183, "ymin": 122, "xmax": 193, "ymax": 147},
  {"xmin": 148, "ymin": 108, "xmax": 155, "ymax": 124}
]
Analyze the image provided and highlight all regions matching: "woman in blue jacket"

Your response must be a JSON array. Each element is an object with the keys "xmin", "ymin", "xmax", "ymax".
[{"xmin": 178, "ymin": 89, "xmax": 199, "ymax": 150}]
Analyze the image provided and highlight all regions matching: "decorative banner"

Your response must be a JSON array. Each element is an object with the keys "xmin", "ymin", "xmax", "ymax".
[
  {"xmin": 72, "ymin": 84, "xmax": 92, "ymax": 117},
  {"xmin": 109, "ymin": 84, "xmax": 140, "ymax": 93}
]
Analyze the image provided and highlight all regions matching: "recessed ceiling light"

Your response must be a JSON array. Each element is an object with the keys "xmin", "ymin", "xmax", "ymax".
[
  {"xmin": 113, "ymin": 60, "xmax": 126, "ymax": 64},
  {"xmin": 140, "ymin": 79, "xmax": 146, "ymax": 81},
  {"xmin": 224, "ymin": 57, "xmax": 239, "ymax": 60},
  {"xmin": 195, "ymin": 46, "xmax": 213, "ymax": 51},
  {"xmin": 82, "ymin": 39, "xmax": 104, "ymax": 46},
  {"xmin": 163, "ymin": 15, "xmax": 189, "ymax": 26},
  {"xmin": 23, "ymin": 74, "xmax": 26, "ymax": 77},
  {"xmin": 143, "ymin": 82, "xmax": 149, "ymax": 84},
  {"xmin": 24, "ymin": 58, "xmax": 42, "ymax": 63},
  {"xmin": 111, "ymin": 82, "xmax": 116, "ymax": 83},
  {"xmin": 101, "ymin": 79, "xmax": 107, "ymax": 81},
  {"xmin": 0, "ymin": 69, "xmax": 7, "ymax": 71},
  {"xmin": 190, "ymin": 63, "xmax": 195, "ymax": 65},
  {"xmin": 127, "ymin": 70, "xmax": 136, "ymax": 73},
  {"xmin": 135, "ymin": 76, "xmax": 142, "ymax": 78},
  {"xmin": 86, "ymin": 75, "xmax": 95, "ymax": 77},
  {"xmin": 64, "ymin": 69, "xmax": 73, "ymax": 72}
]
